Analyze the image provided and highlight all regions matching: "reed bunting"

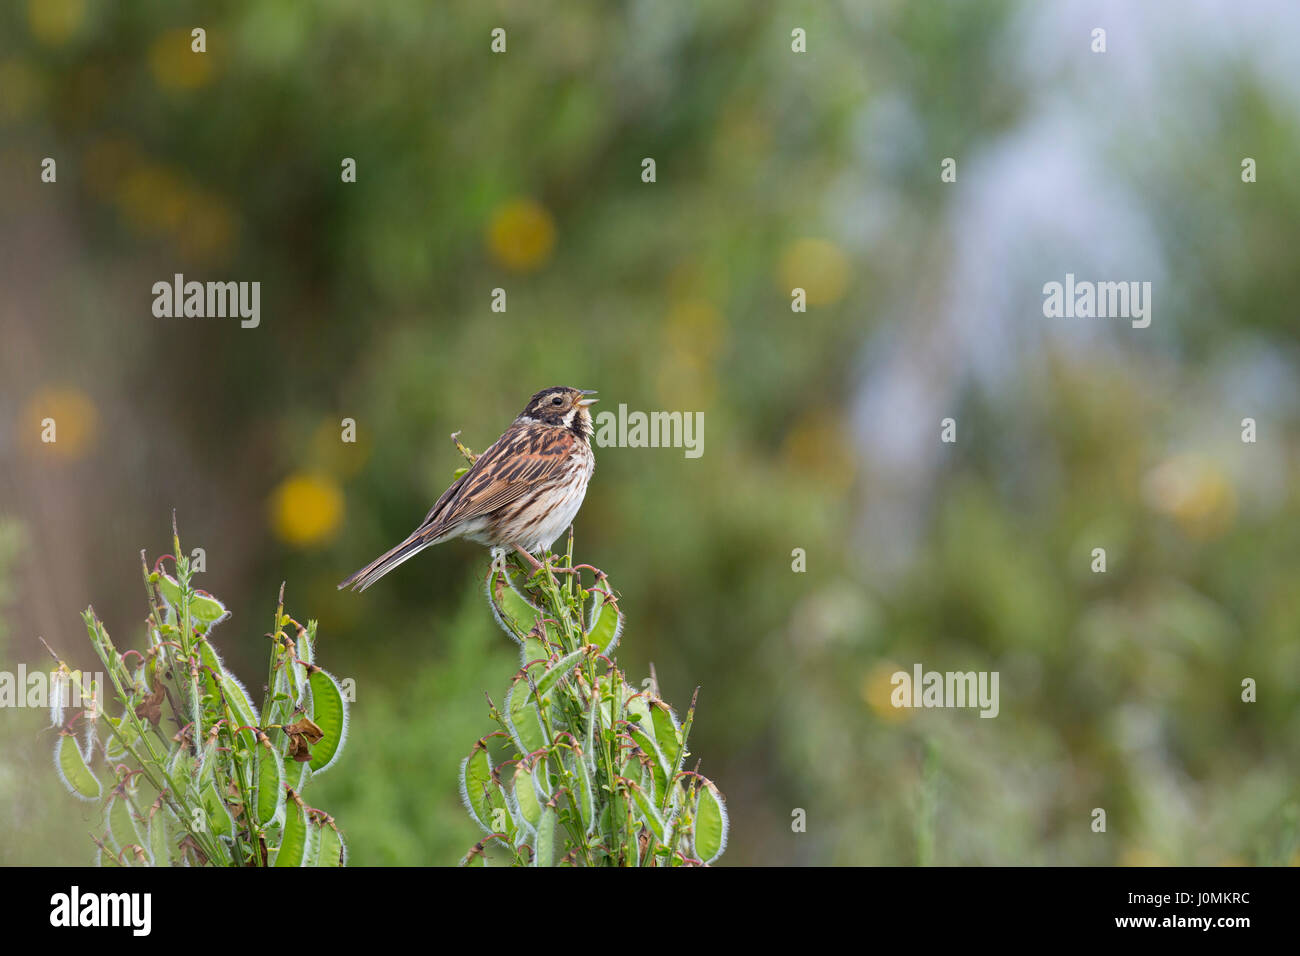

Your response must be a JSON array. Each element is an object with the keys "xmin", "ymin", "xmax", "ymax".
[{"xmin": 338, "ymin": 386, "xmax": 598, "ymax": 592}]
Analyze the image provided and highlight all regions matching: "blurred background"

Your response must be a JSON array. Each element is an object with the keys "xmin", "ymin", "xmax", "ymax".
[{"xmin": 2, "ymin": 0, "xmax": 1298, "ymax": 865}]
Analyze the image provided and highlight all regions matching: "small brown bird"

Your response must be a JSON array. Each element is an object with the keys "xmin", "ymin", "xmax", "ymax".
[{"xmin": 338, "ymin": 386, "xmax": 598, "ymax": 592}]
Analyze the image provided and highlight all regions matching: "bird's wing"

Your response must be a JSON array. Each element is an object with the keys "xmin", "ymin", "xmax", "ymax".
[
  {"xmin": 417, "ymin": 423, "xmax": 580, "ymax": 538},
  {"xmin": 418, "ymin": 465, "xmax": 473, "ymax": 528}
]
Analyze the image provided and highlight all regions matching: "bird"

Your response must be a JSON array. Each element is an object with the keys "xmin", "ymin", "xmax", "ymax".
[{"xmin": 338, "ymin": 386, "xmax": 598, "ymax": 592}]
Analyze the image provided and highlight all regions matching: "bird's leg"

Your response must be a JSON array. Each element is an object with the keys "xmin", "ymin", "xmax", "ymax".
[{"xmin": 513, "ymin": 546, "xmax": 543, "ymax": 572}]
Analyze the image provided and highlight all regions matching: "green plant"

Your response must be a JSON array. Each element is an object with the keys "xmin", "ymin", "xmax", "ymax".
[
  {"xmin": 47, "ymin": 521, "xmax": 349, "ymax": 866},
  {"xmin": 459, "ymin": 530, "xmax": 729, "ymax": 866}
]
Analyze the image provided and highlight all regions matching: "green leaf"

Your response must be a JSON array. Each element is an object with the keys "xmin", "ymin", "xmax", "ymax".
[
  {"xmin": 54, "ymin": 734, "xmax": 100, "ymax": 801},
  {"xmin": 275, "ymin": 796, "xmax": 310, "ymax": 867},
  {"xmin": 585, "ymin": 590, "xmax": 622, "ymax": 653},
  {"xmin": 693, "ymin": 778, "xmax": 729, "ymax": 864},
  {"xmin": 307, "ymin": 667, "xmax": 348, "ymax": 773}
]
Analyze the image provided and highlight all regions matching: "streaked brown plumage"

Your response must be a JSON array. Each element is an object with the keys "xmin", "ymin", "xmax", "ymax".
[{"xmin": 338, "ymin": 386, "xmax": 597, "ymax": 592}]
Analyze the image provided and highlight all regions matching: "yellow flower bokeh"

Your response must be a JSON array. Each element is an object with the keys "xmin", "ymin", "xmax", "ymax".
[
  {"xmin": 487, "ymin": 198, "xmax": 556, "ymax": 272},
  {"xmin": 82, "ymin": 138, "xmax": 138, "ymax": 199},
  {"xmin": 663, "ymin": 299, "xmax": 727, "ymax": 363},
  {"xmin": 0, "ymin": 58, "xmax": 41, "ymax": 123},
  {"xmin": 149, "ymin": 29, "xmax": 215, "ymax": 92},
  {"xmin": 19, "ymin": 386, "xmax": 98, "ymax": 460},
  {"xmin": 779, "ymin": 238, "xmax": 850, "ymax": 306},
  {"xmin": 656, "ymin": 299, "xmax": 726, "ymax": 408},
  {"xmin": 270, "ymin": 473, "xmax": 344, "ymax": 547},
  {"xmin": 654, "ymin": 360, "xmax": 718, "ymax": 411},
  {"xmin": 175, "ymin": 188, "xmax": 238, "ymax": 264},
  {"xmin": 1142, "ymin": 455, "xmax": 1237, "ymax": 540},
  {"xmin": 1119, "ymin": 848, "xmax": 1167, "ymax": 867},
  {"xmin": 781, "ymin": 409, "xmax": 857, "ymax": 492},
  {"xmin": 89, "ymin": 144, "xmax": 237, "ymax": 262},
  {"xmin": 860, "ymin": 661, "xmax": 912, "ymax": 723},
  {"xmin": 27, "ymin": 0, "xmax": 83, "ymax": 47},
  {"xmin": 115, "ymin": 163, "xmax": 188, "ymax": 236}
]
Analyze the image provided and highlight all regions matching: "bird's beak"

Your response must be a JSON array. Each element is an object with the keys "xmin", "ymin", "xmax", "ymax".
[{"xmin": 578, "ymin": 389, "xmax": 599, "ymax": 406}]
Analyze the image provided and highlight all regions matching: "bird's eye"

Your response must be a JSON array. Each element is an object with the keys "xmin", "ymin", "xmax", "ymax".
[{"xmin": 551, "ymin": 396, "xmax": 563, "ymax": 406}]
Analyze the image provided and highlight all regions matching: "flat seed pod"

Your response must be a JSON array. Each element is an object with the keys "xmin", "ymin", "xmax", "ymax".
[
  {"xmin": 562, "ymin": 748, "xmax": 595, "ymax": 833},
  {"xmin": 312, "ymin": 817, "xmax": 346, "ymax": 866},
  {"xmin": 105, "ymin": 793, "xmax": 144, "ymax": 854},
  {"xmin": 649, "ymin": 699, "xmax": 682, "ymax": 769},
  {"xmin": 486, "ymin": 568, "xmax": 541, "ymax": 641},
  {"xmin": 306, "ymin": 667, "xmax": 348, "ymax": 773},
  {"xmin": 521, "ymin": 633, "xmax": 548, "ymax": 667},
  {"xmin": 156, "ymin": 573, "xmax": 228, "ymax": 632},
  {"xmin": 148, "ymin": 808, "xmax": 174, "ymax": 865},
  {"xmin": 533, "ymin": 804, "xmax": 557, "ymax": 867},
  {"xmin": 54, "ymin": 733, "xmax": 100, "ymax": 801},
  {"xmin": 459, "ymin": 739, "xmax": 506, "ymax": 833},
  {"xmin": 513, "ymin": 761, "xmax": 543, "ymax": 829},
  {"xmin": 200, "ymin": 781, "xmax": 234, "ymax": 838},
  {"xmin": 585, "ymin": 591, "xmax": 622, "ymax": 653},
  {"xmin": 626, "ymin": 723, "xmax": 668, "ymax": 800},
  {"xmin": 693, "ymin": 778, "xmax": 729, "ymax": 864},
  {"xmin": 534, "ymin": 648, "xmax": 586, "ymax": 698},
  {"xmin": 255, "ymin": 740, "xmax": 285, "ymax": 825},
  {"xmin": 275, "ymin": 795, "xmax": 310, "ymax": 867},
  {"xmin": 504, "ymin": 678, "xmax": 547, "ymax": 753},
  {"xmin": 628, "ymin": 781, "xmax": 665, "ymax": 842}
]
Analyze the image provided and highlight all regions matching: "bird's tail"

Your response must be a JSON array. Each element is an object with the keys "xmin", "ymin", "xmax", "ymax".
[{"xmin": 337, "ymin": 530, "xmax": 435, "ymax": 592}]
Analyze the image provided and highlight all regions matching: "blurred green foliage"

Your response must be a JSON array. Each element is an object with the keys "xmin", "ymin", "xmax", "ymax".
[{"xmin": 2, "ymin": 0, "xmax": 1298, "ymax": 865}]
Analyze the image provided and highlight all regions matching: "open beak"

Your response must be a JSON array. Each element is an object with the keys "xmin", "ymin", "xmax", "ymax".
[{"xmin": 578, "ymin": 389, "xmax": 599, "ymax": 406}]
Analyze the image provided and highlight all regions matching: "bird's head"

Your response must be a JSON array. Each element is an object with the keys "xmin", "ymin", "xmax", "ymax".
[{"xmin": 520, "ymin": 386, "xmax": 598, "ymax": 437}]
